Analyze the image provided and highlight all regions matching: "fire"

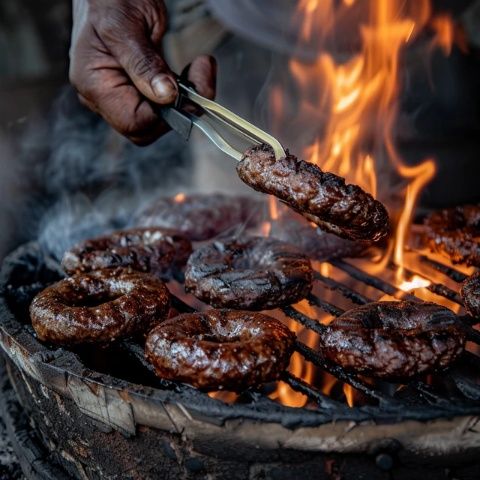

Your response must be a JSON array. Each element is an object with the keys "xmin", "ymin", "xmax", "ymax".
[
  {"xmin": 430, "ymin": 14, "xmax": 455, "ymax": 55},
  {"xmin": 392, "ymin": 159, "xmax": 436, "ymax": 281},
  {"xmin": 268, "ymin": 196, "xmax": 280, "ymax": 221},
  {"xmin": 319, "ymin": 262, "xmax": 331, "ymax": 277},
  {"xmin": 270, "ymin": 300, "xmax": 317, "ymax": 407},
  {"xmin": 430, "ymin": 14, "xmax": 468, "ymax": 56},
  {"xmin": 297, "ymin": 0, "xmax": 334, "ymax": 42},
  {"xmin": 398, "ymin": 275, "xmax": 431, "ymax": 292},
  {"xmin": 321, "ymin": 374, "xmax": 338, "ymax": 396},
  {"xmin": 264, "ymin": 0, "xmax": 466, "ymax": 409},
  {"xmin": 208, "ymin": 391, "xmax": 239, "ymax": 403},
  {"xmin": 278, "ymin": 0, "xmax": 459, "ymax": 287},
  {"xmin": 174, "ymin": 192, "xmax": 186, "ymax": 203},
  {"xmin": 260, "ymin": 196, "xmax": 281, "ymax": 237},
  {"xmin": 343, "ymin": 384, "xmax": 355, "ymax": 407},
  {"xmin": 261, "ymin": 221, "xmax": 271, "ymax": 237}
]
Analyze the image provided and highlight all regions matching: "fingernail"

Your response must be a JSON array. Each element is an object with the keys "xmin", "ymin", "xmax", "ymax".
[{"xmin": 152, "ymin": 75, "xmax": 177, "ymax": 102}]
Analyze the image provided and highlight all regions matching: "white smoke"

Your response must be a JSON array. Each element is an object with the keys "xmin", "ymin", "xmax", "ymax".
[{"xmin": 13, "ymin": 86, "xmax": 194, "ymax": 260}]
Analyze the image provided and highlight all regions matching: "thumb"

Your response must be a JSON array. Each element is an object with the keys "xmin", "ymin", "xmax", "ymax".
[{"xmin": 110, "ymin": 37, "xmax": 178, "ymax": 105}]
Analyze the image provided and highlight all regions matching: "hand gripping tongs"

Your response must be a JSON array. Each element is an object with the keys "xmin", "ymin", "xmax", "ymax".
[{"xmin": 157, "ymin": 79, "xmax": 286, "ymax": 161}]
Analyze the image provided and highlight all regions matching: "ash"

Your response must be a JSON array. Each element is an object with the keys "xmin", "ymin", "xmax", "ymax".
[{"xmin": 0, "ymin": 417, "xmax": 23, "ymax": 480}]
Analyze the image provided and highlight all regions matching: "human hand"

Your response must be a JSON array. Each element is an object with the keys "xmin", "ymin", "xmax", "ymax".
[{"xmin": 70, "ymin": 0, "xmax": 216, "ymax": 145}]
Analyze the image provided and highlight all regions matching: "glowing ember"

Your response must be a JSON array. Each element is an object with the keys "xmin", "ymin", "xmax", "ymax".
[
  {"xmin": 174, "ymin": 192, "xmax": 186, "ymax": 203},
  {"xmin": 208, "ymin": 391, "xmax": 239, "ymax": 403}
]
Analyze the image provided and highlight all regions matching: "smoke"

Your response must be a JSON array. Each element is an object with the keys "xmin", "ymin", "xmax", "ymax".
[{"xmin": 12, "ymin": 86, "xmax": 193, "ymax": 260}]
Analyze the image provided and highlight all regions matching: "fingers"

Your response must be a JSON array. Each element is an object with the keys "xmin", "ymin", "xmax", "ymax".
[
  {"xmin": 93, "ymin": 0, "xmax": 178, "ymax": 106},
  {"xmin": 77, "ymin": 68, "xmax": 169, "ymax": 145},
  {"xmin": 110, "ymin": 38, "xmax": 179, "ymax": 105},
  {"xmin": 183, "ymin": 55, "xmax": 217, "ymax": 100},
  {"xmin": 69, "ymin": 1, "xmax": 218, "ymax": 146}
]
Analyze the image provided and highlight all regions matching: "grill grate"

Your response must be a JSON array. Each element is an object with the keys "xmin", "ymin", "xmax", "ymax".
[
  {"xmin": 119, "ymin": 248, "xmax": 480, "ymax": 418},
  {"xmin": 2, "ymin": 241, "xmax": 480, "ymax": 424}
]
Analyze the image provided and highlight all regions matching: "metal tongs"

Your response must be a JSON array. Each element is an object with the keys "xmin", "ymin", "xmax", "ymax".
[{"xmin": 158, "ymin": 79, "xmax": 286, "ymax": 161}]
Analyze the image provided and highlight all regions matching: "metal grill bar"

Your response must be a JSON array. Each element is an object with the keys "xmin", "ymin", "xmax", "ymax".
[
  {"xmin": 314, "ymin": 272, "xmax": 374, "ymax": 305},
  {"xmin": 306, "ymin": 293, "xmax": 345, "ymax": 317},
  {"xmin": 77, "ymin": 246, "xmax": 480, "ymax": 417},
  {"xmin": 465, "ymin": 326, "xmax": 480, "ymax": 343},
  {"xmin": 418, "ymin": 254, "xmax": 468, "ymax": 283},
  {"xmin": 6, "ymin": 239, "xmax": 480, "ymax": 426},
  {"xmin": 387, "ymin": 263, "xmax": 463, "ymax": 305},
  {"xmin": 331, "ymin": 260, "xmax": 418, "ymax": 302},
  {"xmin": 290, "ymin": 255, "xmax": 480, "ymax": 409},
  {"xmin": 295, "ymin": 341, "xmax": 395, "ymax": 404},
  {"xmin": 281, "ymin": 371, "xmax": 343, "ymax": 409},
  {"xmin": 448, "ymin": 370, "xmax": 480, "ymax": 400},
  {"xmin": 462, "ymin": 351, "xmax": 480, "ymax": 369},
  {"xmin": 281, "ymin": 306, "xmax": 327, "ymax": 335}
]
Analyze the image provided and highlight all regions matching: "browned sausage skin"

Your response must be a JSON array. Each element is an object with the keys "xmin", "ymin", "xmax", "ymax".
[
  {"xmin": 424, "ymin": 204, "xmax": 480, "ymax": 266},
  {"xmin": 62, "ymin": 227, "xmax": 192, "ymax": 279},
  {"xmin": 184, "ymin": 236, "xmax": 313, "ymax": 310},
  {"xmin": 237, "ymin": 144, "xmax": 390, "ymax": 242},
  {"xmin": 461, "ymin": 272, "xmax": 480, "ymax": 319},
  {"xmin": 135, "ymin": 193, "xmax": 261, "ymax": 241},
  {"xmin": 30, "ymin": 268, "xmax": 170, "ymax": 345},
  {"xmin": 319, "ymin": 301, "xmax": 465, "ymax": 380},
  {"xmin": 145, "ymin": 309, "xmax": 295, "ymax": 391}
]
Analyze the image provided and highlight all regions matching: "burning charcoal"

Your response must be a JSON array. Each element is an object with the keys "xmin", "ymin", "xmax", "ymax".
[
  {"xmin": 145, "ymin": 309, "xmax": 295, "ymax": 391},
  {"xmin": 319, "ymin": 301, "xmax": 466, "ymax": 380},
  {"xmin": 184, "ymin": 236, "xmax": 313, "ymax": 310},
  {"xmin": 237, "ymin": 144, "xmax": 390, "ymax": 242},
  {"xmin": 423, "ymin": 204, "xmax": 480, "ymax": 266}
]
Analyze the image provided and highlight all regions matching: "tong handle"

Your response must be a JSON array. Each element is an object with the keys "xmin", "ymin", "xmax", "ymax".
[
  {"xmin": 156, "ymin": 77, "xmax": 286, "ymax": 162},
  {"xmin": 157, "ymin": 106, "xmax": 244, "ymax": 161},
  {"xmin": 177, "ymin": 80, "xmax": 286, "ymax": 160}
]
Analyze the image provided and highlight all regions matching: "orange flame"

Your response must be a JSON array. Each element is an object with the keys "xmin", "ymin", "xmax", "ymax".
[
  {"xmin": 283, "ymin": 0, "xmax": 447, "ymax": 286},
  {"xmin": 269, "ymin": 196, "xmax": 280, "ymax": 221},
  {"xmin": 265, "ymin": 0, "xmax": 468, "ymax": 409},
  {"xmin": 321, "ymin": 374, "xmax": 339, "ymax": 396},
  {"xmin": 398, "ymin": 275, "xmax": 431, "ymax": 292},
  {"xmin": 270, "ymin": 300, "xmax": 317, "ymax": 407},
  {"xmin": 208, "ymin": 391, "xmax": 239, "ymax": 403},
  {"xmin": 392, "ymin": 160, "xmax": 436, "ymax": 281},
  {"xmin": 430, "ymin": 14, "xmax": 468, "ymax": 56},
  {"xmin": 261, "ymin": 196, "xmax": 281, "ymax": 237},
  {"xmin": 319, "ymin": 262, "xmax": 331, "ymax": 277},
  {"xmin": 343, "ymin": 384, "xmax": 355, "ymax": 407}
]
